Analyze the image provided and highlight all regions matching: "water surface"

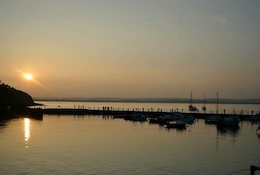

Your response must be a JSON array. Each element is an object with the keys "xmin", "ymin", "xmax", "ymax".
[{"xmin": 0, "ymin": 114, "xmax": 259, "ymax": 175}]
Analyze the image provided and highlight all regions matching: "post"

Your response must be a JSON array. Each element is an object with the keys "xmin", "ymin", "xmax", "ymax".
[{"xmin": 251, "ymin": 165, "xmax": 260, "ymax": 175}]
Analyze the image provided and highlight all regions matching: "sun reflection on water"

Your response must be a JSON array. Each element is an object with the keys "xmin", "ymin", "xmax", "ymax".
[{"xmin": 24, "ymin": 118, "xmax": 30, "ymax": 148}]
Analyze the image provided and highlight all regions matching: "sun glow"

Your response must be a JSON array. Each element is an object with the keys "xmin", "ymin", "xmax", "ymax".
[{"xmin": 24, "ymin": 73, "xmax": 33, "ymax": 80}]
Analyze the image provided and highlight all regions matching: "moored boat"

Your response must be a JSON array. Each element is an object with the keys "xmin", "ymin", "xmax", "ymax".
[
  {"xmin": 248, "ymin": 114, "xmax": 260, "ymax": 122},
  {"xmin": 131, "ymin": 114, "xmax": 147, "ymax": 122},
  {"xmin": 166, "ymin": 120, "xmax": 187, "ymax": 129},
  {"xmin": 217, "ymin": 115, "xmax": 240, "ymax": 126},
  {"xmin": 188, "ymin": 91, "xmax": 198, "ymax": 112},
  {"xmin": 113, "ymin": 114, "xmax": 127, "ymax": 119},
  {"xmin": 179, "ymin": 115, "xmax": 195, "ymax": 124},
  {"xmin": 205, "ymin": 115, "xmax": 221, "ymax": 124}
]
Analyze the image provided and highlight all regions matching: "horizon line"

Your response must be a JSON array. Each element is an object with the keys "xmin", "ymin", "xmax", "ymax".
[{"xmin": 33, "ymin": 97, "xmax": 260, "ymax": 104}]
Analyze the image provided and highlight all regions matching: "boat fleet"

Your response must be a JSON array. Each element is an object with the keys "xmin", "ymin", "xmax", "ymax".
[
  {"xmin": 113, "ymin": 112, "xmax": 195, "ymax": 129},
  {"xmin": 112, "ymin": 92, "xmax": 259, "ymax": 129},
  {"xmin": 113, "ymin": 111, "xmax": 260, "ymax": 130}
]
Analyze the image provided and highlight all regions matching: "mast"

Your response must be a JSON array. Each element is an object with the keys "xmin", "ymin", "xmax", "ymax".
[
  {"xmin": 190, "ymin": 91, "xmax": 193, "ymax": 105},
  {"xmin": 202, "ymin": 93, "xmax": 206, "ymax": 112},
  {"xmin": 204, "ymin": 93, "xmax": 206, "ymax": 106},
  {"xmin": 216, "ymin": 92, "xmax": 219, "ymax": 114}
]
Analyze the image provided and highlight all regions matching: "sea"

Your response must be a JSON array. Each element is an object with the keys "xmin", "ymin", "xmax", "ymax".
[{"xmin": 0, "ymin": 101, "xmax": 259, "ymax": 175}]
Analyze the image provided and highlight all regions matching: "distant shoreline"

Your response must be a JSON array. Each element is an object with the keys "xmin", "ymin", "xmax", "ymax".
[{"xmin": 33, "ymin": 98, "xmax": 260, "ymax": 104}]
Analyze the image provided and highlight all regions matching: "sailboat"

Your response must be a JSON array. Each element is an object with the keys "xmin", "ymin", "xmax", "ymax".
[
  {"xmin": 205, "ymin": 92, "xmax": 220, "ymax": 124},
  {"xmin": 188, "ymin": 91, "xmax": 198, "ymax": 112}
]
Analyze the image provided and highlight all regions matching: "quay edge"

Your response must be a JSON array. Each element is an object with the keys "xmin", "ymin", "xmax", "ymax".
[{"xmin": 42, "ymin": 108, "xmax": 252, "ymax": 120}]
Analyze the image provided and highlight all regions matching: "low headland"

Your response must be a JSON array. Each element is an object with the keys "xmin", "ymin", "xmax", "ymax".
[{"xmin": 0, "ymin": 83, "xmax": 43, "ymax": 121}]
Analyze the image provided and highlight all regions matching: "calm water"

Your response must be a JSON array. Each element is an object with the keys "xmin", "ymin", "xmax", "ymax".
[{"xmin": 0, "ymin": 102, "xmax": 260, "ymax": 175}]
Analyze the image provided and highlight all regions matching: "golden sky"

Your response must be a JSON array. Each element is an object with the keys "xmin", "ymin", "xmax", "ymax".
[{"xmin": 1, "ymin": 0, "xmax": 259, "ymax": 99}]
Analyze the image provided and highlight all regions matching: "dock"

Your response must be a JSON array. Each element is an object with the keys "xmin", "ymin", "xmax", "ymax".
[{"xmin": 43, "ymin": 108, "xmax": 253, "ymax": 120}]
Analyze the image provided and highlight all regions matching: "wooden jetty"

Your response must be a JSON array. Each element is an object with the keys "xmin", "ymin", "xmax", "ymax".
[{"xmin": 43, "ymin": 108, "xmax": 253, "ymax": 120}]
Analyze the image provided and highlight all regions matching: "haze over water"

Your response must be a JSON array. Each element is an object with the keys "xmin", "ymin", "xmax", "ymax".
[{"xmin": 1, "ymin": 0, "xmax": 260, "ymax": 99}]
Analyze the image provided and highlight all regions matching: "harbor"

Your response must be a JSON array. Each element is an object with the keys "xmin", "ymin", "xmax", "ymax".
[{"xmin": 42, "ymin": 107, "xmax": 255, "ymax": 120}]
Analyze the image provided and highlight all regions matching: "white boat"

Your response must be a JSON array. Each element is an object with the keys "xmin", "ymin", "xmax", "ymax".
[{"xmin": 166, "ymin": 120, "xmax": 187, "ymax": 129}]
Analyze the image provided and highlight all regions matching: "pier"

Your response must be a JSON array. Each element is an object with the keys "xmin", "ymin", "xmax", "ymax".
[{"xmin": 42, "ymin": 108, "xmax": 254, "ymax": 120}]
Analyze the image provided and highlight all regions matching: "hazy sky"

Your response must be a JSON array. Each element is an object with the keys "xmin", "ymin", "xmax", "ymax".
[{"xmin": 1, "ymin": 0, "xmax": 260, "ymax": 99}]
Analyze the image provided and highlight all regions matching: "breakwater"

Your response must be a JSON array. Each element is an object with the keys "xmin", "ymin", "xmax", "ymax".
[{"xmin": 43, "ymin": 108, "xmax": 253, "ymax": 120}]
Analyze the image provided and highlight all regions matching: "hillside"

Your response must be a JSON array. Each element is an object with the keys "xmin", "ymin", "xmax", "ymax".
[{"xmin": 0, "ymin": 83, "xmax": 35, "ymax": 108}]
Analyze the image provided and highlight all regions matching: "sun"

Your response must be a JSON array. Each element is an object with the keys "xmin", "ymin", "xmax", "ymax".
[{"xmin": 24, "ymin": 73, "xmax": 33, "ymax": 80}]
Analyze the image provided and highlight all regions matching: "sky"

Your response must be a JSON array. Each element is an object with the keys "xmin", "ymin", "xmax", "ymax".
[{"xmin": 1, "ymin": 0, "xmax": 260, "ymax": 99}]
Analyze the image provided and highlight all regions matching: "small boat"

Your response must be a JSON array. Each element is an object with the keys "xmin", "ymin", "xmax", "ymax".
[
  {"xmin": 124, "ymin": 113, "xmax": 141, "ymax": 120},
  {"xmin": 148, "ymin": 117, "xmax": 161, "ymax": 124},
  {"xmin": 205, "ymin": 115, "xmax": 221, "ymax": 124},
  {"xmin": 166, "ymin": 121, "xmax": 187, "ymax": 129},
  {"xmin": 188, "ymin": 91, "xmax": 198, "ymax": 112},
  {"xmin": 179, "ymin": 115, "xmax": 195, "ymax": 124},
  {"xmin": 248, "ymin": 114, "xmax": 260, "ymax": 122},
  {"xmin": 165, "ymin": 112, "xmax": 184, "ymax": 121},
  {"xmin": 113, "ymin": 114, "xmax": 127, "ymax": 119},
  {"xmin": 189, "ymin": 105, "xmax": 198, "ymax": 112},
  {"xmin": 217, "ymin": 115, "xmax": 240, "ymax": 126},
  {"xmin": 130, "ymin": 113, "xmax": 147, "ymax": 122}
]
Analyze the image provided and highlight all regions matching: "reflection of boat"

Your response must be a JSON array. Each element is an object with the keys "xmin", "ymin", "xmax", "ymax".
[
  {"xmin": 256, "ymin": 124, "xmax": 260, "ymax": 137},
  {"xmin": 217, "ymin": 125, "xmax": 240, "ymax": 136},
  {"xmin": 167, "ymin": 121, "xmax": 187, "ymax": 129}
]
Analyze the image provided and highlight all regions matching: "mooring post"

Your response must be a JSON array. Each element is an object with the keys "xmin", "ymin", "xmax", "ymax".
[{"xmin": 251, "ymin": 165, "xmax": 260, "ymax": 175}]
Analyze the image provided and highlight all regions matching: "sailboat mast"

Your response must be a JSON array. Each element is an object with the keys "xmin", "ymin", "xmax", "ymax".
[
  {"xmin": 202, "ymin": 93, "xmax": 207, "ymax": 112},
  {"xmin": 190, "ymin": 91, "xmax": 193, "ymax": 105},
  {"xmin": 216, "ymin": 92, "xmax": 219, "ymax": 114},
  {"xmin": 204, "ymin": 93, "xmax": 206, "ymax": 106}
]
